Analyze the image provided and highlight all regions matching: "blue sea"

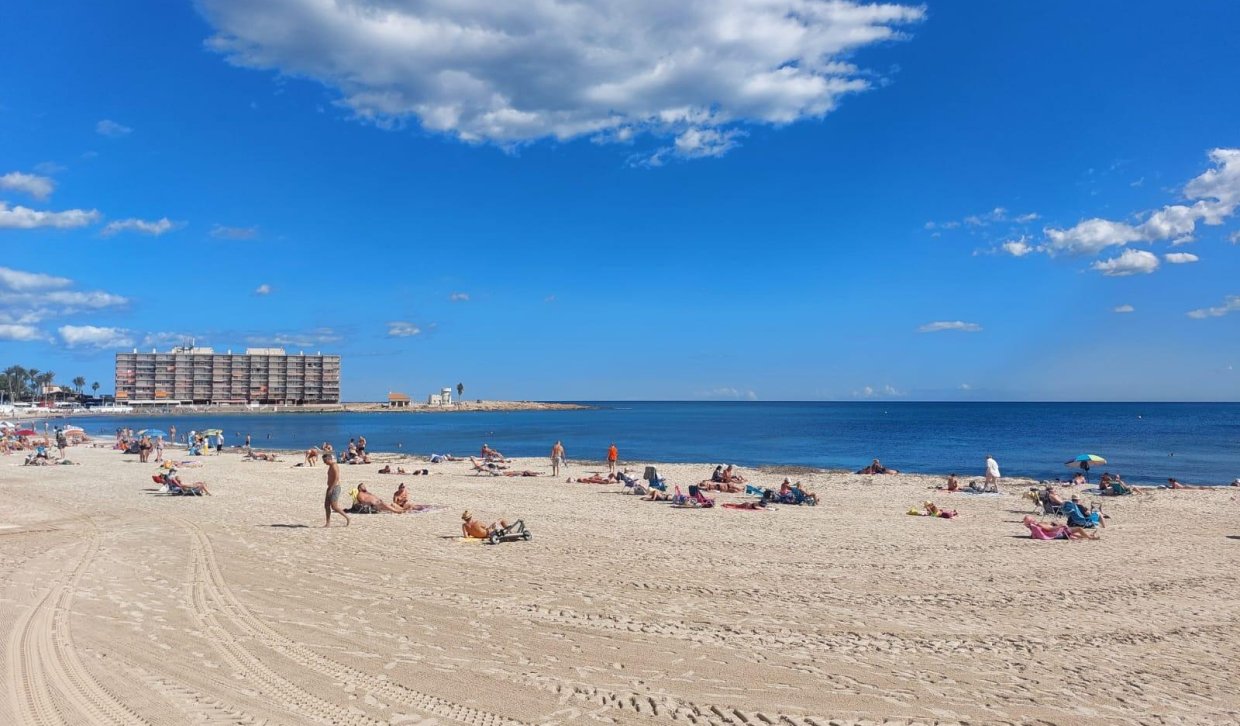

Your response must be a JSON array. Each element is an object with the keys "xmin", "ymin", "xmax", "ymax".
[{"xmin": 46, "ymin": 402, "xmax": 1240, "ymax": 485}]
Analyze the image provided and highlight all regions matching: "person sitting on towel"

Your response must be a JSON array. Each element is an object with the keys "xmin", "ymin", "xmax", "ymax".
[{"xmin": 461, "ymin": 510, "xmax": 508, "ymax": 538}]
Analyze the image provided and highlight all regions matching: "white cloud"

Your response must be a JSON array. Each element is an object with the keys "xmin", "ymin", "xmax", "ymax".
[
  {"xmin": 1113, "ymin": 304, "xmax": 1135, "ymax": 314},
  {"xmin": 1186, "ymin": 295, "xmax": 1240, "ymax": 320},
  {"xmin": 1014, "ymin": 212, "xmax": 1040, "ymax": 223},
  {"xmin": 1001, "ymin": 236, "xmax": 1034, "ymax": 257},
  {"xmin": 96, "ymin": 119, "xmax": 132, "ymax": 137},
  {"xmin": 0, "ymin": 171, "xmax": 55, "ymax": 200},
  {"xmin": 1091, "ymin": 249, "xmax": 1160, "ymax": 277},
  {"xmin": 254, "ymin": 283, "xmax": 272, "ymax": 295},
  {"xmin": 0, "ymin": 266, "xmax": 72, "ymax": 292},
  {"xmin": 958, "ymin": 383, "xmax": 972, "ymax": 390},
  {"xmin": 387, "ymin": 321, "xmax": 421, "ymax": 337},
  {"xmin": 141, "ymin": 331, "xmax": 198, "ymax": 348},
  {"xmin": 0, "ymin": 324, "xmax": 47, "ymax": 342},
  {"xmin": 1164, "ymin": 252, "xmax": 1199, "ymax": 264},
  {"xmin": 918, "ymin": 321, "xmax": 982, "ymax": 333},
  {"xmin": 449, "ymin": 292, "xmax": 470, "ymax": 302},
  {"xmin": 1044, "ymin": 218, "xmax": 1142, "ymax": 256},
  {"xmin": 58, "ymin": 325, "xmax": 134, "ymax": 349},
  {"xmin": 1230, "ymin": 230, "xmax": 1240, "ymax": 244},
  {"xmin": 101, "ymin": 217, "xmax": 179, "ymax": 236},
  {"xmin": 210, "ymin": 224, "xmax": 259, "ymax": 239},
  {"xmin": 1045, "ymin": 148, "xmax": 1240, "ymax": 256},
  {"xmin": 0, "ymin": 266, "xmax": 127, "ymax": 326},
  {"xmin": 199, "ymin": 0, "xmax": 924, "ymax": 160},
  {"xmin": 246, "ymin": 327, "xmax": 340, "ymax": 348},
  {"xmin": 0, "ymin": 202, "xmax": 100, "ymax": 229}
]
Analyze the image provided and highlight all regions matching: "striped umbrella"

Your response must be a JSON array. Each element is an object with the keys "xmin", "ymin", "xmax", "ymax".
[{"xmin": 1065, "ymin": 453, "xmax": 1106, "ymax": 470}]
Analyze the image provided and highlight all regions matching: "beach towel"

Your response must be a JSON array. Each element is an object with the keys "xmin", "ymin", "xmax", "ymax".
[{"xmin": 1024, "ymin": 522, "xmax": 1069, "ymax": 540}]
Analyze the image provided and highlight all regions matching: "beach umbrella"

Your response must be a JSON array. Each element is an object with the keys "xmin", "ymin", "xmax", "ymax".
[
  {"xmin": 138, "ymin": 428, "xmax": 167, "ymax": 438},
  {"xmin": 15, "ymin": 428, "xmax": 36, "ymax": 436},
  {"xmin": 201, "ymin": 428, "xmax": 223, "ymax": 436},
  {"xmin": 1065, "ymin": 453, "xmax": 1106, "ymax": 469}
]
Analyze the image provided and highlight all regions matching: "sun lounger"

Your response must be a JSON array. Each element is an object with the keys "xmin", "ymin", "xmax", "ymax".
[{"xmin": 485, "ymin": 520, "xmax": 532, "ymax": 544}]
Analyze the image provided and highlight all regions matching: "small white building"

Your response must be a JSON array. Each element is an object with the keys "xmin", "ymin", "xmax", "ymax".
[{"xmin": 426, "ymin": 388, "xmax": 453, "ymax": 407}]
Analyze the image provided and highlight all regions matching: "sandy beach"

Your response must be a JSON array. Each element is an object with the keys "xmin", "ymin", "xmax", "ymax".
[{"xmin": 2, "ymin": 445, "xmax": 1239, "ymax": 725}]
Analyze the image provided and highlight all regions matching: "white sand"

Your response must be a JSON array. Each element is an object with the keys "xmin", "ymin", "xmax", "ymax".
[{"xmin": 2, "ymin": 445, "xmax": 1239, "ymax": 725}]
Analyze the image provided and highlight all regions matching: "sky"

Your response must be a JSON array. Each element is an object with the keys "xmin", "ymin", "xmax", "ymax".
[{"xmin": 2, "ymin": 0, "xmax": 1238, "ymax": 402}]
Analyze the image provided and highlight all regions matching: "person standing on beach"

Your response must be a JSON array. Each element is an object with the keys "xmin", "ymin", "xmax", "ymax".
[
  {"xmin": 323, "ymin": 455, "xmax": 350, "ymax": 527},
  {"xmin": 357, "ymin": 435, "xmax": 367, "ymax": 456},
  {"xmin": 155, "ymin": 436, "xmax": 164, "ymax": 462},
  {"xmin": 985, "ymin": 454, "xmax": 1001, "ymax": 488},
  {"xmin": 169, "ymin": 425, "xmax": 177, "ymax": 443},
  {"xmin": 244, "ymin": 434, "xmax": 251, "ymax": 452},
  {"xmin": 607, "ymin": 443, "xmax": 618, "ymax": 475},
  {"xmin": 215, "ymin": 431, "xmax": 225, "ymax": 455},
  {"xmin": 551, "ymin": 441, "xmax": 565, "ymax": 476}
]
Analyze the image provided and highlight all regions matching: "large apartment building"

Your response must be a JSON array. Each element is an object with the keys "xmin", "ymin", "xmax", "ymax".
[{"xmin": 115, "ymin": 346, "xmax": 341, "ymax": 405}]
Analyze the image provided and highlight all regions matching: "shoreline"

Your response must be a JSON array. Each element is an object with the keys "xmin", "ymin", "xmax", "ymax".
[{"xmin": 6, "ymin": 399, "xmax": 590, "ymax": 419}]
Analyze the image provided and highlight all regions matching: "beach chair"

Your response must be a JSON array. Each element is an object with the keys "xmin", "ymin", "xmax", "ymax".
[
  {"xmin": 643, "ymin": 466, "xmax": 666, "ymax": 490},
  {"xmin": 485, "ymin": 520, "xmax": 532, "ymax": 545},
  {"xmin": 1038, "ymin": 488, "xmax": 1065, "ymax": 516}
]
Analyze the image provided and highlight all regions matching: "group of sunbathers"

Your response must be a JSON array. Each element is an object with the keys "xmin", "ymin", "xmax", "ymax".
[
  {"xmin": 857, "ymin": 458, "xmax": 899, "ymax": 475},
  {"xmin": 378, "ymin": 464, "xmax": 429, "ymax": 475},
  {"xmin": 937, "ymin": 473, "xmax": 998, "ymax": 493}
]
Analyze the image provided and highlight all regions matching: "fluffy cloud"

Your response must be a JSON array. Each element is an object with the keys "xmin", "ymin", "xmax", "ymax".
[
  {"xmin": 254, "ymin": 283, "xmax": 272, "ymax": 295},
  {"xmin": 449, "ymin": 292, "xmax": 470, "ymax": 302},
  {"xmin": 387, "ymin": 321, "xmax": 421, "ymax": 337},
  {"xmin": 1001, "ymin": 236, "xmax": 1034, "ymax": 257},
  {"xmin": 96, "ymin": 119, "xmax": 132, "ymax": 137},
  {"xmin": 918, "ymin": 321, "xmax": 982, "ymax": 333},
  {"xmin": 1044, "ymin": 218, "xmax": 1142, "ymax": 256},
  {"xmin": 855, "ymin": 383, "xmax": 901, "ymax": 398},
  {"xmin": 0, "ymin": 324, "xmax": 48, "ymax": 342},
  {"xmin": 58, "ymin": 325, "xmax": 134, "ymax": 349},
  {"xmin": 141, "ymin": 331, "xmax": 199, "ymax": 348},
  {"xmin": 1113, "ymin": 304, "xmax": 1135, "ymax": 314},
  {"xmin": 1230, "ymin": 230, "xmax": 1240, "ymax": 244},
  {"xmin": 0, "ymin": 171, "xmax": 55, "ymax": 200},
  {"xmin": 101, "ymin": 217, "xmax": 179, "ymax": 236},
  {"xmin": 0, "ymin": 266, "xmax": 71, "ymax": 292},
  {"xmin": 1091, "ymin": 249, "xmax": 1160, "ymax": 277},
  {"xmin": 211, "ymin": 224, "xmax": 259, "ymax": 239},
  {"xmin": 0, "ymin": 266, "xmax": 127, "ymax": 328},
  {"xmin": 246, "ymin": 327, "xmax": 341, "ymax": 348},
  {"xmin": 0, "ymin": 202, "xmax": 100, "ymax": 229},
  {"xmin": 1186, "ymin": 295, "xmax": 1240, "ymax": 319},
  {"xmin": 1045, "ymin": 148, "xmax": 1240, "ymax": 255},
  {"xmin": 199, "ymin": 0, "xmax": 924, "ymax": 160},
  {"xmin": 1164, "ymin": 252, "xmax": 1199, "ymax": 264}
]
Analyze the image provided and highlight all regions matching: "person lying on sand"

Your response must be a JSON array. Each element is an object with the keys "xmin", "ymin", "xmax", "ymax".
[
  {"xmin": 922, "ymin": 501, "xmax": 957, "ymax": 518},
  {"xmin": 644, "ymin": 489, "xmax": 673, "ymax": 501},
  {"xmin": 572, "ymin": 473, "xmax": 617, "ymax": 484},
  {"xmin": 461, "ymin": 510, "xmax": 509, "ymax": 539},
  {"xmin": 470, "ymin": 456, "xmax": 507, "ymax": 473},
  {"xmin": 858, "ymin": 458, "xmax": 898, "ymax": 475},
  {"xmin": 1164, "ymin": 477, "xmax": 1210, "ymax": 490},
  {"xmin": 500, "ymin": 470, "xmax": 541, "ymax": 477},
  {"xmin": 378, "ymin": 465, "xmax": 409, "ymax": 474},
  {"xmin": 245, "ymin": 450, "xmax": 280, "ymax": 462},
  {"xmin": 1021, "ymin": 515, "xmax": 1099, "ymax": 540},
  {"xmin": 964, "ymin": 479, "xmax": 998, "ymax": 493},
  {"xmin": 698, "ymin": 477, "xmax": 743, "ymax": 492},
  {"xmin": 355, "ymin": 483, "xmax": 406, "ymax": 513}
]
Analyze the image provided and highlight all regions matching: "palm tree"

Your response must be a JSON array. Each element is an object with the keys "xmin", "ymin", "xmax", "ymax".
[
  {"xmin": 92, "ymin": 381, "xmax": 100, "ymax": 396},
  {"xmin": 3, "ymin": 365, "xmax": 25, "ymax": 402},
  {"xmin": 38, "ymin": 371, "xmax": 55, "ymax": 401},
  {"xmin": 457, "ymin": 382, "xmax": 464, "ymax": 401},
  {"xmin": 73, "ymin": 376, "xmax": 86, "ymax": 395},
  {"xmin": 26, "ymin": 368, "xmax": 40, "ymax": 400}
]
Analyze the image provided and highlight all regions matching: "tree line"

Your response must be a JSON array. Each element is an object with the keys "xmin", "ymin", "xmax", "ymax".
[{"xmin": 1, "ymin": 365, "xmax": 100, "ymax": 403}]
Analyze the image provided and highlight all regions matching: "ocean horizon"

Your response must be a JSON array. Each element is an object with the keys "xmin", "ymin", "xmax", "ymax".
[{"xmin": 46, "ymin": 400, "xmax": 1240, "ymax": 486}]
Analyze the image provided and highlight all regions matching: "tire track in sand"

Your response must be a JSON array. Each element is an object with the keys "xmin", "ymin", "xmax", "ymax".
[
  {"xmin": 5, "ymin": 516, "xmax": 149, "ymax": 725},
  {"xmin": 176, "ymin": 515, "xmax": 526, "ymax": 726}
]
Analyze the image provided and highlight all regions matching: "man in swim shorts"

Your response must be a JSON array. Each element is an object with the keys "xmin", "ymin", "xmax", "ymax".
[{"xmin": 324, "ymin": 455, "xmax": 350, "ymax": 527}]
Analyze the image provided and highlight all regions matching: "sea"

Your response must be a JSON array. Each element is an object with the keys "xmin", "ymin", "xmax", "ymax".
[{"xmin": 37, "ymin": 402, "xmax": 1240, "ymax": 486}]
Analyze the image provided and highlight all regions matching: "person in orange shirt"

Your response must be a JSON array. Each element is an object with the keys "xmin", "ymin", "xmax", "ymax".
[{"xmin": 607, "ymin": 443, "xmax": 618, "ymax": 474}]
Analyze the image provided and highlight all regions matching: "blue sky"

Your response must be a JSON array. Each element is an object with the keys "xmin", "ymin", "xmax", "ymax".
[{"xmin": 2, "ymin": 0, "xmax": 1238, "ymax": 401}]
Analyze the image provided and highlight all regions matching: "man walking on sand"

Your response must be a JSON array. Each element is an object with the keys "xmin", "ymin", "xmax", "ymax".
[
  {"xmin": 323, "ymin": 455, "xmax": 350, "ymax": 527},
  {"xmin": 607, "ymin": 442, "xmax": 618, "ymax": 475},
  {"xmin": 551, "ymin": 440, "xmax": 565, "ymax": 476}
]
